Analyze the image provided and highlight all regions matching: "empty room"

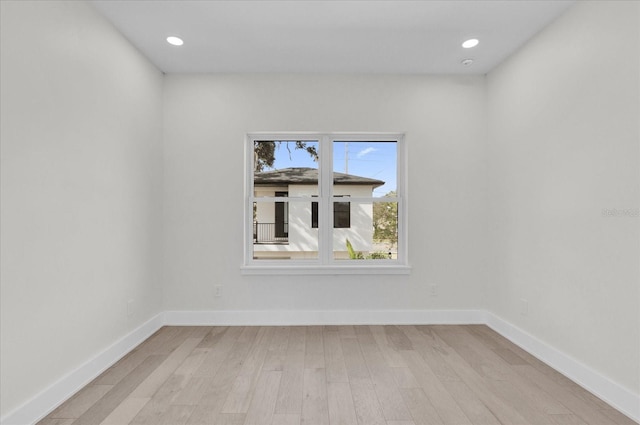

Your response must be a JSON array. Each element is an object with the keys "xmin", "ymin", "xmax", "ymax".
[{"xmin": 1, "ymin": 0, "xmax": 638, "ymax": 424}]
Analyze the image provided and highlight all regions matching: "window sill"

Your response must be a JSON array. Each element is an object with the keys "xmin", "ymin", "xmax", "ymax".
[{"xmin": 241, "ymin": 264, "xmax": 412, "ymax": 276}]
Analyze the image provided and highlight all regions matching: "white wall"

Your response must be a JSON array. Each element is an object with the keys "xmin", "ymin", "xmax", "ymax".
[
  {"xmin": 0, "ymin": 0, "xmax": 163, "ymax": 418},
  {"xmin": 486, "ymin": 0, "xmax": 639, "ymax": 396},
  {"xmin": 162, "ymin": 74, "xmax": 487, "ymax": 311}
]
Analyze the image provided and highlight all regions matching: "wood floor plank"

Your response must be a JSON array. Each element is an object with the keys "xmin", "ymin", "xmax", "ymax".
[
  {"xmin": 49, "ymin": 384, "xmax": 113, "ymax": 419},
  {"xmin": 390, "ymin": 367, "xmax": 419, "ymax": 389},
  {"xmin": 271, "ymin": 413, "xmax": 300, "ymax": 425},
  {"xmin": 68, "ymin": 354, "xmax": 167, "ymax": 425},
  {"xmin": 349, "ymin": 379, "xmax": 386, "ymax": 425},
  {"xmin": 600, "ymin": 408, "xmax": 639, "ymax": 425},
  {"xmin": 340, "ymin": 337, "xmax": 371, "ymax": 381},
  {"xmin": 384, "ymin": 326, "xmax": 413, "ymax": 351},
  {"xmin": 457, "ymin": 327, "xmax": 574, "ymax": 417},
  {"xmin": 132, "ymin": 327, "xmax": 181, "ymax": 355},
  {"xmin": 399, "ymin": 387, "xmax": 444, "ymax": 425},
  {"xmin": 244, "ymin": 370, "xmax": 282, "ymax": 425},
  {"xmin": 195, "ymin": 326, "xmax": 229, "ymax": 348},
  {"xmin": 183, "ymin": 405, "xmax": 218, "ymax": 425},
  {"xmin": 338, "ymin": 325, "xmax": 356, "ymax": 338},
  {"xmin": 98, "ymin": 397, "xmax": 149, "ymax": 425},
  {"xmin": 41, "ymin": 325, "xmax": 633, "ymax": 425},
  {"xmin": 304, "ymin": 326, "xmax": 325, "ymax": 369},
  {"xmin": 386, "ymin": 421, "xmax": 416, "ymax": 425},
  {"xmin": 263, "ymin": 326, "xmax": 291, "ymax": 371},
  {"xmin": 214, "ymin": 413, "xmax": 246, "ymax": 425},
  {"xmin": 195, "ymin": 336, "xmax": 253, "ymax": 409},
  {"xmin": 511, "ymin": 364, "xmax": 623, "ymax": 425},
  {"xmin": 440, "ymin": 379, "xmax": 501, "ymax": 425},
  {"xmin": 401, "ymin": 350, "xmax": 472, "ymax": 425},
  {"xmin": 358, "ymin": 340, "xmax": 411, "ymax": 421},
  {"xmin": 194, "ymin": 326, "xmax": 246, "ymax": 377},
  {"xmin": 221, "ymin": 327, "xmax": 274, "ymax": 413},
  {"xmin": 129, "ymin": 337, "xmax": 203, "ymax": 398},
  {"xmin": 404, "ymin": 327, "xmax": 501, "ymax": 425},
  {"xmin": 37, "ymin": 419, "xmax": 74, "ymax": 425},
  {"xmin": 467, "ymin": 325, "xmax": 614, "ymax": 410},
  {"xmin": 323, "ymin": 328, "xmax": 348, "ymax": 383},
  {"xmin": 550, "ymin": 414, "xmax": 590, "ymax": 425},
  {"xmin": 130, "ymin": 403, "xmax": 194, "ymax": 425},
  {"xmin": 150, "ymin": 327, "xmax": 200, "ymax": 356},
  {"xmin": 434, "ymin": 327, "xmax": 569, "ymax": 423},
  {"xmin": 301, "ymin": 368, "xmax": 329, "ymax": 425},
  {"xmin": 327, "ymin": 382, "xmax": 358, "ymax": 425},
  {"xmin": 429, "ymin": 336, "xmax": 530, "ymax": 425},
  {"xmin": 93, "ymin": 349, "xmax": 154, "ymax": 386},
  {"xmin": 275, "ymin": 327, "xmax": 306, "ymax": 414},
  {"xmin": 401, "ymin": 326, "xmax": 461, "ymax": 383},
  {"xmin": 370, "ymin": 325, "xmax": 406, "ymax": 368},
  {"xmin": 174, "ymin": 348, "xmax": 210, "ymax": 376},
  {"xmin": 492, "ymin": 347, "xmax": 529, "ymax": 365},
  {"xmin": 171, "ymin": 376, "xmax": 211, "ymax": 405}
]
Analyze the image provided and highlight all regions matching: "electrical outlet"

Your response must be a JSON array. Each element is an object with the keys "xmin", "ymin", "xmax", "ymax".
[
  {"xmin": 520, "ymin": 299, "xmax": 529, "ymax": 316},
  {"xmin": 214, "ymin": 285, "xmax": 223, "ymax": 297},
  {"xmin": 127, "ymin": 299, "xmax": 134, "ymax": 317},
  {"xmin": 429, "ymin": 284, "xmax": 438, "ymax": 297}
]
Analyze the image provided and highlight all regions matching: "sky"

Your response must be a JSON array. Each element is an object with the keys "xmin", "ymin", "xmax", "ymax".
[{"xmin": 269, "ymin": 140, "xmax": 397, "ymax": 197}]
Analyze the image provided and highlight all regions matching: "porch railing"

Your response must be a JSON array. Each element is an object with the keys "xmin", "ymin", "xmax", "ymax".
[{"xmin": 253, "ymin": 222, "xmax": 288, "ymax": 243}]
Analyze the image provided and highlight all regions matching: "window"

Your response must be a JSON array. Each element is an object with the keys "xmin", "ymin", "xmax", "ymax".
[
  {"xmin": 312, "ymin": 196, "xmax": 349, "ymax": 229},
  {"xmin": 244, "ymin": 133, "xmax": 409, "ymax": 274}
]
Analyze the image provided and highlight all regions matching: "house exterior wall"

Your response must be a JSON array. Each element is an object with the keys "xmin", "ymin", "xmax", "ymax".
[
  {"xmin": 253, "ymin": 184, "xmax": 374, "ymax": 258},
  {"xmin": 254, "ymin": 185, "xmax": 286, "ymax": 225}
]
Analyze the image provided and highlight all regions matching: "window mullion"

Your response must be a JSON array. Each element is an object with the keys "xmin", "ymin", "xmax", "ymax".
[{"xmin": 319, "ymin": 136, "xmax": 333, "ymax": 265}]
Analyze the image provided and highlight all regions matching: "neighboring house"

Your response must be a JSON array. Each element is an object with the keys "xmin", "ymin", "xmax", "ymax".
[{"xmin": 253, "ymin": 167, "xmax": 384, "ymax": 259}]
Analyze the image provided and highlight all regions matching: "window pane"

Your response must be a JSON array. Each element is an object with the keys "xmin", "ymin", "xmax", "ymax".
[
  {"xmin": 253, "ymin": 200, "xmax": 318, "ymax": 260},
  {"xmin": 333, "ymin": 201, "xmax": 398, "ymax": 260},
  {"xmin": 333, "ymin": 196, "xmax": 350, "ymax": 228},
  {"xmin": 254, "ymin": 140, "xmax": 319, "ymax": 197},
  {"xmin": 312, "ymin": 199, "xmax": 350, "ymax": 229},
  {"xmin": 311, "ymin": 201, "xmax": 318, "ymax": 228},
  {"xmin": 333, "ymin": 141, "xmax": 397, "ymax": 198}
]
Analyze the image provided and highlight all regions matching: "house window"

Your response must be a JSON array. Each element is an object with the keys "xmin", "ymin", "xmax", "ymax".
[
  {"xmin": 312, "ymin": 196, "xmax": 349, "ymax": 229},
  {"xmin": 244, "ymin": 133, "xmax": 409, "ymax": 274},
  {"xmin": 333, "ymin": 197, "xmax": 350, "ymax": 228}
]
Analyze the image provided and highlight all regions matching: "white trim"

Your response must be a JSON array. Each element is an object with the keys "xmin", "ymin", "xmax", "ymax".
[
  {"xmin": 486, "ymin": 312, "xmax": 640, "ymax": 423},
  {"xmin": 3, "ymin": 310, "xmax": 638, "ymax": 425},
  {"xmin": 163, "ymin": 309, "xmax": 486, "ymax": 326},
  {"xmin": 245, "ymin": 132, "xmax": 408, "ymax": 270},
  {"xmin": 240, "ymin": 264, "xmax": 412, "ymax": 275},
  {"xmin": 0, "ymin": 314, "xmax": 164, "ymax": 425}
]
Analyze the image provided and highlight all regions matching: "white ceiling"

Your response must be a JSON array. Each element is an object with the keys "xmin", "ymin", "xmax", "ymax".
[{"xmin": 91, "ymin": 0, "xmax": 574, "ymax": 75}]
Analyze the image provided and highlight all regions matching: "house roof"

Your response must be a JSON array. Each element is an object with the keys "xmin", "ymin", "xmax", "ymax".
[{"xmin": 254, "ymin": 167, "xmax": 385, "ymax": 188}]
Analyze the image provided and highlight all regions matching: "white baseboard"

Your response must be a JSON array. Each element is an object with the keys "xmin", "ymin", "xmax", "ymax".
[
  {"xmin": 0, "ymin": 313, "xmax": 164, "ymax": 425},
  {"xmin": 162, "ymin": 309, "xmax": 487, "ymax": 326},
  {"xmin": 3, "ymin": 309, "xmax": 637, "ymax": 425},
  {"xmin": 486, "ymin": 312, "xmax": 640, "ymax": 423}
]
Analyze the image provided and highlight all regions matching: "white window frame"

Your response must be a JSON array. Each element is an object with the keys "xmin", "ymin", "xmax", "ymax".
[{"xmin": 242, "ymin": 132, "xmax": 410, "ymax": 275}]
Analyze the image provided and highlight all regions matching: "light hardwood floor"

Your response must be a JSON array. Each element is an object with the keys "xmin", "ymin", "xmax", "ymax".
[{"xmin": 38, "ymin": 325, "xmax": 637, "ymax": 425}]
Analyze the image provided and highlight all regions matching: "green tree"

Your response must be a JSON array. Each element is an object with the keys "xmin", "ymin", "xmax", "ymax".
[
  {"xmin": 254, "ymin": 141, "xmax": 318, "ymax": 171},
  {"xmin": 373, "ymin": 191, "xmax": 398, "ymax": 249}
]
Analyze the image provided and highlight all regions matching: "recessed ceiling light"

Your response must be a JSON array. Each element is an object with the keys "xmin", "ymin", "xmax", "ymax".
[
  {"xmin": 462, "ymin": 39, "xmax": 479, "ymax": 48},
  {"xmin": 166, "ymin": 36, "xmax": 184, "ymax": 46},
  {"xmin": 461, "ymin": 58, "xmax": 474, "ymax": 66}
]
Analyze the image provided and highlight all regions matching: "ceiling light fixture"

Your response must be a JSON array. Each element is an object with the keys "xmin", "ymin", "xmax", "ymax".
[
  {"xmin": 461, "ymin": 58, "xmax": 474, "ymax": 66},
  {"xmin": 166, "ymin": 36, "xmax": 184, "ymax": 46},
  {"xmin": 462, "ymin": 38, "xmax": 479, "ymax": 48}
]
